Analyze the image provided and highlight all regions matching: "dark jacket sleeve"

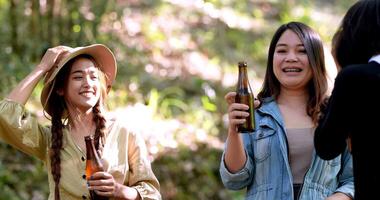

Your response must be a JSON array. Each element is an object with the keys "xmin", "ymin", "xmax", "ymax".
[{"xmin": 314, "ymin": 70, "xmax": 351, "ymax": 160}]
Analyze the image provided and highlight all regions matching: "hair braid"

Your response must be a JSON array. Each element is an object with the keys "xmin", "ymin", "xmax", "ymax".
[
  {"xmin": 93, "ymin": 102, "xmax": 107, "ymax": 150},
  {"xmin": 50, "ymin": 105, "xmax": 64, "ymax": 200}
]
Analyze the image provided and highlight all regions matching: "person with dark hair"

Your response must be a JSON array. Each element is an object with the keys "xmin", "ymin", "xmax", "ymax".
[
  {"xmin": 220, "ymin": 21, "xmax": 354, "ymax": 200},
  {"xmin": 314, "ymin": 0, "xmax": 380, "ymax": 199},
  {"xmin": 0, "ymin": 44, "xmax": 161, "ymax": 200}
]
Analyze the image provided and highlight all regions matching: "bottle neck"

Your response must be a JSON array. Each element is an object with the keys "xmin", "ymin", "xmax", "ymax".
[
  {"xmin": 237, "ymin": 66, "xmax": 250, "ymax": 93},
  {"xmin": 84, "ymin": 136, "xmax": 97, "ymax": 158}
]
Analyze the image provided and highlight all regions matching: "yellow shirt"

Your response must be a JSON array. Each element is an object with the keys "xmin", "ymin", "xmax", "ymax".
[{"xmin": 0, "ymin": 99, "xmax": 161, "ymax": 200}]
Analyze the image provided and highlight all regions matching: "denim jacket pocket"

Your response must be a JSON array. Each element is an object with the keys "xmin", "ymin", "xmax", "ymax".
[
  {"xmin": 251, "ymin": 128, "xmax": 276, "ymax": 162},
  {"xmin": 247, "ymin": 183, "xmax": 274, "ymax": 197}
]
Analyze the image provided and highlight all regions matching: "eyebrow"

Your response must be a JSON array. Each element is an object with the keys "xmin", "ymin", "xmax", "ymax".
[
  {"xmin": 71, "ymin": 69, "xmax": 98, "ymax": 75},
  {"xmin": 71, "ymin": 70, "xmax": 83, "ymax": 74},
  {"xmin": 276, "ymin": 43, "xmax": 304, "ymax": 47}
]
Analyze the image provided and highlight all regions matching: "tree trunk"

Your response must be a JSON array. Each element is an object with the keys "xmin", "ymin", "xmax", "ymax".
[
  {"xmin": 9, "ymin": 0, "xmax": 19, "ymax": 54},
  {"xmin": 30, "ymin": 0, "xmax": 41, "ymax": 60},
  {"xmin": 47, "ymin": 0, "xmax": 55, "ymax": 46},
  {"xmin": 92, "ymin": 0, "xmax": 108, "ymax": 39}
]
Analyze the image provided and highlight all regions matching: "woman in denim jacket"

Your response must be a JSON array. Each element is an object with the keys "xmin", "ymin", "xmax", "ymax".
[{"xmin": 219, "ymin": 22, "xmax": 354, "ymax": 200}]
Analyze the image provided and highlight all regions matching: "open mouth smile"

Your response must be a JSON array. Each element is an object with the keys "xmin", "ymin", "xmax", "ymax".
[{"xmin": 283, "ymin": 67, "xmax": 302, "ymax": 73}]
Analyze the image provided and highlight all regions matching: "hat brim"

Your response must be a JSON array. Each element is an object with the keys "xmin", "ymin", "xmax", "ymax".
[{"xmin": 40, "ymin": 44, "xmax": 117, "ymax": 118}]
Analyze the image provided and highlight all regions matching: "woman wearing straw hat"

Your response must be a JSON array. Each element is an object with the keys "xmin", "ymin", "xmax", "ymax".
[{"xmin": 0, "ymin": 44, "xmax": 161, "ymax": 200}]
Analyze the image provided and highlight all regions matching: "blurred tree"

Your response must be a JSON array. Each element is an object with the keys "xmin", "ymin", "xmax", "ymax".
[
  {"xmin": 0, "ymin": 0, "xmax": 358, "ymax": 199},
  {"xmin": 9, "ymin": 0, "xmax": 19, "ymax": 54}
]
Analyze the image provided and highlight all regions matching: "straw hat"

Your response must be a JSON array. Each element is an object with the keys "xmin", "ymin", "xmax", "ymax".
[{"xmin": 40, "ymin": 44, "xmax": 117, "ymax": 117}]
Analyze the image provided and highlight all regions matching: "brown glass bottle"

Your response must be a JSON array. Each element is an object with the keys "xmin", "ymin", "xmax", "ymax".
[
  {"xmin": 235, "ymin": 61, "xmax": 256, "ymax": 133},
  {"xmin": 84, "ymin": 135, "xmax": 109, "ymax": 200}
]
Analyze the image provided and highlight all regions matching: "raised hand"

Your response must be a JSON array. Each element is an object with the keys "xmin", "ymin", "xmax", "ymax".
[
  {"xmin": 6, "ymin": 46, "xmax": 70, "ymax": 105},
  {"xmin": 225, "ymin": 91, "xmax": 260, "ymax": 132},
  {"xmin": 225, "ymin": 92, "xmax": 250, "ymax": 132},
  {"xmin": 37, "ymin": 46, "xmax": 71, "ymax": 73}
]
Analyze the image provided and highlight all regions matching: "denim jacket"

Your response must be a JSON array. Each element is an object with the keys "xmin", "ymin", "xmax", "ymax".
[{"xmin": 220, "ymin": 97, "xmax": 354, "ymax": 200}]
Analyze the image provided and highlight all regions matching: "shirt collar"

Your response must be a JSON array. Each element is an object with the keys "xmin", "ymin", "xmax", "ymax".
[{"xmin": 369, "ymin": 54, "xmax": 380, "ymax": 64}]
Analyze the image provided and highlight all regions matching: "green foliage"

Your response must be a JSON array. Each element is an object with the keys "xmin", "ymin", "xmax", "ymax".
[
  {"xmin": 0, "ymin": 143, "xmax": 48, "ymax": 200},
  {"xmin": 153, "ymin": 143, "xmax": 245, "ymax": 200},
  {"xmin": 0, "ymin": 0, "xmax": 358, "ymax": 199}
]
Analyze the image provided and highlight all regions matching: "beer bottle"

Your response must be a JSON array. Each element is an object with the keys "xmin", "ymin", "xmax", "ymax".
[
  {"xmin": 84, "ymin": 135, "xmax": 109, "ymax": 200},
  {"xmin": 235, "ymin": 61, "xmax": 255, "ymax": 133}
]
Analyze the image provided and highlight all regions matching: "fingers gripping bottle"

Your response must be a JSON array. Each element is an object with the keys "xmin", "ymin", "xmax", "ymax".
[
  {"xmin": 235, "ymin": 61, "xmax": 256, "ymax": 133},
  {"xmin": 84, "ymin": 135, "xmax": 109, "ymax": 200}
]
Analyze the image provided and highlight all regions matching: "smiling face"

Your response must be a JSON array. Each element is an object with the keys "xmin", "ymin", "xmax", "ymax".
[
  {"xmin": 273, "ymin": 29, "xmax": 313, "ymax": 91},
  {"xmin": 61, "ymin": 57, "xmax": 102, "ymax": 113}
]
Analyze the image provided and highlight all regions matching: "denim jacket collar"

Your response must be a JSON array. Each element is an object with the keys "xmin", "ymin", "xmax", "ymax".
[{"xmin": 257, "ymin": 96, "xmax": 285, "ymax": 128}]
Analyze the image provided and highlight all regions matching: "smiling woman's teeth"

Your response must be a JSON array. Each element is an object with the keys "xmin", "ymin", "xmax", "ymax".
[
  {"xmin": 80, "ymin": 92, "xmax": 93, "ymax": 97},
  {"xmin": 283, "ymin": 68, "xmax": 302, "ymax": 72}
]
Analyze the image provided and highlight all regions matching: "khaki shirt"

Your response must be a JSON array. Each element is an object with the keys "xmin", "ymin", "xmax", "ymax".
[{"xmin": 0, "ymin": 100, "xmax": 161, "ymax": 200}]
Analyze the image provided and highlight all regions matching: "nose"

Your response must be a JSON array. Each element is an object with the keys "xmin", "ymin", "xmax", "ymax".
[
  {"xmin": 285, "ymin": 51, "xmax": 298, "ymax": 62},
  {"xmin": 82, "ymin": 75, "xmax": 92, "ymax": 88}
]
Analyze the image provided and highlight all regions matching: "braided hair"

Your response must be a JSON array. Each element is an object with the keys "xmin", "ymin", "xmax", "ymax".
[{"xmin": 46, "ymin": 54, "xmax": 109, "ymax": 199}]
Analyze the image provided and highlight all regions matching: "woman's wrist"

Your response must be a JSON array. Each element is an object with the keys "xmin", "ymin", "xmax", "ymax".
[
  {"xmin": 34, "ymin": 64, "xmax": 50, "ymax": 75},
  {"xmin": 114, "ymin": 183, "xmax": 141, "ymax": 200},
  {"xmin": 31, "ymin": 67, "xmax": 49, "ymax": 80},
  {"xmin": 228, "ymin": 126, "xmax": 238, "ymax": 136}
]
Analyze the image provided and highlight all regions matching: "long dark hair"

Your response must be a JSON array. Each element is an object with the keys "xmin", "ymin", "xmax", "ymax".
[
  {"xmin": 333, "ymin": 0, "xmax": 380, "ymax": 68},
  {"xmin": 257, "ymin": 21, "xmax": 327, "ymax": 124},
  {"xmin": 46, "ymin": 54, "xmax": 108, "ymax": 200}
]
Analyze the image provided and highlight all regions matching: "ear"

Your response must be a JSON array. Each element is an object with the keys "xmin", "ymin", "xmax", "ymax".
[{"xmin": 56, "ymin": 89, "xmax": 64, "ymax": 96}]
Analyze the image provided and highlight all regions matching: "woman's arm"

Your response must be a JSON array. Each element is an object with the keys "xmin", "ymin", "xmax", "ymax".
[
  {"xmin": 325, "ymin": 192, "xmax": 353, "ymax": 200},
  {"xmin": 219, "ymin": 92, "xmax": 261, "ymax": 190},
  {"xmin": 223, "ymin": 92, "xmax": 248, "ymax": 173},
  {"xmin": 7, "ymin": 46, "xmax": 69, "ymax": 105},
  {"xmin": 0, "ymin": 46, "xmax": 68, "ymax": 159}
]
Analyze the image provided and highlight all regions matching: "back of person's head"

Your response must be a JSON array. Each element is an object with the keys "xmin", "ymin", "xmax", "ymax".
[
  {"xmin": 334, "ymin": 0, "xmax": 380, "ymax": 68},
  {"xmin": 258, "ymin": 21, "xmax": 327, "ymax": 124}
]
